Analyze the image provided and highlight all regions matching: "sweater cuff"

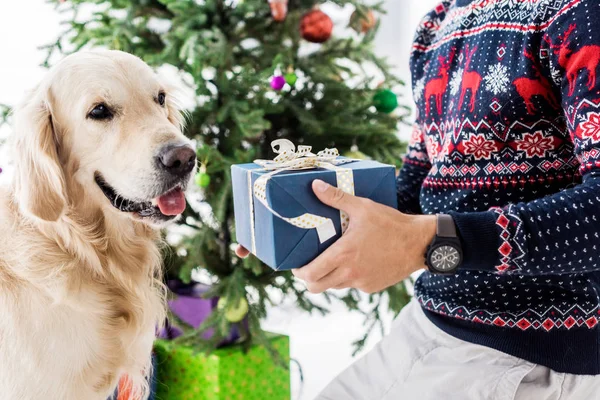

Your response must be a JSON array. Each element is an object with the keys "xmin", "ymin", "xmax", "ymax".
[
  {"xmin": 397, "ymin": 191, "xmax": 422, "ymax": 215},
  {"xmin": 447, "ymin": 211, "xmax": 501, "ymax": 273}
]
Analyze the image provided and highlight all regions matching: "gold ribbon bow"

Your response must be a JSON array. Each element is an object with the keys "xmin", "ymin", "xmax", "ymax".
[
  {"xmin": 254, "ymin": 139, "xmax": 349, "ymax": 170},
  {"xmin": 247, "ymin": 139, "xmax": 356, "ymax": 259}
]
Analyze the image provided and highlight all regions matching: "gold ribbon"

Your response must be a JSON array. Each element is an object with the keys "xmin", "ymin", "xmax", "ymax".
[{"xmin": 248, "ymin": 139, "xmax": 356, "ymax": 256}]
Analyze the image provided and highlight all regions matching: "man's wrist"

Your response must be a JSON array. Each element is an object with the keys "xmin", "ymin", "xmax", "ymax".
[{"xmin": 408, "ymin": 214, "xmax": 436, "ymax": 272}]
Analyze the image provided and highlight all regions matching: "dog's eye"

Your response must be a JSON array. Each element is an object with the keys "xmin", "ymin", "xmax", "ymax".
[
  {"xmin": 158, "ymin": 92, "xmax": 166, "ymax": 107},
  {"xmin": 88, "ymin": 104, "xmax": 113, "ymax": 120}
]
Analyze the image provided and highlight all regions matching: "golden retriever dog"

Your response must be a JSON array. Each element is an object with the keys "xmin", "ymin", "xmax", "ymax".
[{"xmin": 0, "ymin": 50, "xmax": 196, "ymax": 400}]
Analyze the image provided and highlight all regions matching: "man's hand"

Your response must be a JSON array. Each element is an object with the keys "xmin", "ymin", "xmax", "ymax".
[
  {"xmin": 235, "ymin": 179, "xmax": 436, "ymax": 294},
  {"xmin": 293, "ymin": 179, "xmax": 435, "ymax": 293}
]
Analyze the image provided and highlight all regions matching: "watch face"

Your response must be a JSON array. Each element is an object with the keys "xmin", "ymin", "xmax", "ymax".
[{"xmin": 430, "ymin": 245, "xmax": 461, "ymax": 272}]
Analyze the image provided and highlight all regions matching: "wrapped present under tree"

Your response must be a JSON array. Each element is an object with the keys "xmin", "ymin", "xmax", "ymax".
[{"xmin": 153, "ymin": 333, "xmax": 290, "ymax": 400}]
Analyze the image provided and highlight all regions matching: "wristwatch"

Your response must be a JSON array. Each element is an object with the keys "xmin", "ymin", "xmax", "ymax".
[{"xmin": 425, "ymin": 214, "xmax": 463, "ymax": 274}]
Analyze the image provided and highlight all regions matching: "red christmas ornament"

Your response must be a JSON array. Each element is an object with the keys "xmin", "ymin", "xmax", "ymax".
[
  {"xmin": 269, "ymin": 0, "xmax": 288, "ymax": 22},
  {"xmin": 300, "ymin": 9, "xmax": 333, "ymax": 43},
  {"xmin": 350, "ymin": 9, "xmax": 377, "ymax": 33}
]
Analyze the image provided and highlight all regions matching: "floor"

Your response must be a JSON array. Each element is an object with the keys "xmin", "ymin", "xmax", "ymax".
[{"xmin": 263, "ymin": 290, "xmax": 396, "ymax": 400}]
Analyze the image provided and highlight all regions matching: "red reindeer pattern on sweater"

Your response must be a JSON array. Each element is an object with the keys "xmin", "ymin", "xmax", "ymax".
[
  {"xmin": 544, "ymin": 24, "xmax": 600, "ymax": 96},
  {"xmin": 513, "ymin": 49, "xmax": 560, "ymax": 114},
  {"xmin": 425, "ymin": 47, "xmax": 457, "ymax": 117},
  {"xmin": 458, "ymin": 45, "xmax": 482, "ymax": 112}
]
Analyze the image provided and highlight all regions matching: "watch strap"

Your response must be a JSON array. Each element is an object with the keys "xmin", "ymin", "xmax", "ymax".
[{"xmin": 437, "ymin": 214, "xmax": 457, "ymax": 238}]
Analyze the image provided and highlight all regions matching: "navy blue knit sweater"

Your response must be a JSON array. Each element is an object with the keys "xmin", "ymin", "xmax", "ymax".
[{"xmin": 399, "ymin": 0, "xmax": 600, "ymax": 374}]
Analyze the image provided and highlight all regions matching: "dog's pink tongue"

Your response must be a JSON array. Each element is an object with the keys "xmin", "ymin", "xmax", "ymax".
[{"xmin": 156, "ymin": 188, "xmax": 186, "ymax": 216}]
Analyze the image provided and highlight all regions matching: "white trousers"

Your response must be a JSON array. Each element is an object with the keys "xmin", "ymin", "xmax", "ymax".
[{"xmin": 316, "ymin": 300, "xmax": 600, "ymax": 400}]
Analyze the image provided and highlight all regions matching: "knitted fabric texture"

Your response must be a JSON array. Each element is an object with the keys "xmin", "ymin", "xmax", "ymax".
[{"xmin": 399, "ymin": 0, "xmax": 600, "ymax": 374}]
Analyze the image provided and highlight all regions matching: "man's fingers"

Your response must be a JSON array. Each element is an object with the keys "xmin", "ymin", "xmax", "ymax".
[
  {"xmin": 333, "ymin": 282, "xmax": 351, "ymax": 290},
  {"xmin": 292, "ymin": 246, "xmax": 341, "ymax": 284},
  {"xmin": 235, "ymin": 245, "xmax": 250, "ymax": 258},
  {"xmin": 304, "ymin": 267, "xmax": 350, "ymax": 294},
  {"xmin": 312, "ymin": 179, "xmax": 361, "ymax": 214}
]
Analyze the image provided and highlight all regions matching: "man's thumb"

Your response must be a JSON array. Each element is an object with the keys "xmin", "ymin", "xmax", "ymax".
[{"xmin": 312, "ymin": 179, "xmax": 358, "ymax": 213}]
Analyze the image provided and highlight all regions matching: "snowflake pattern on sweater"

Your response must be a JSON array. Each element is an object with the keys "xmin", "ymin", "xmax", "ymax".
[{"xmin": 397, "ymin": 0, "xmax": 600, "ymax": 374}]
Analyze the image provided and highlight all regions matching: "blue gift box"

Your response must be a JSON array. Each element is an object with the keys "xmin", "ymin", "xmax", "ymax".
[{"xmin": 231, "ymin": 159, "xmax": 397, "ymax": 270}]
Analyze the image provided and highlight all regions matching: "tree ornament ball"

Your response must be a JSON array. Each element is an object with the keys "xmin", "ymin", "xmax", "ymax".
[
  {"xmin": 344, "ymin": 150, "xmax": 370, "ymax": 160},
  {"xmin": 344, "ymin": 144, "xmax": 370, "ymax": 160},
  {"xmin": 350, "ymin": 9, "xmax": 377, "ymax": 33},
  {"xmin": 195, "ymin": 172, "xmax": 211, "ymax": 188},
  {"xmin": 218, "ymin": 297, "xmax": 249, "ymax": 322},
  {"xmin": 284, "ymin": 71, "xmax": 298, "ymax": 86},
  {"xmin": 300, "ymin": 10, "xmax": 333, "ymax": 43},
  {"xmin": 269, "ymin": 0, "xmax": 288, "ymax": 22},
  {"xmin": 270, "ymin": 75, "xmax": 286, "ymax": 91},
  {"xmin": 373, "ymin": 89, "xmax": 398, "ymax": 113}
]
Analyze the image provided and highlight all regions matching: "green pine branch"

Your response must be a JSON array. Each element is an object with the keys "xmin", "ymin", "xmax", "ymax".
[{"xmin": 0, "ymin": 104, "xmax": 11, "ymax": 127}]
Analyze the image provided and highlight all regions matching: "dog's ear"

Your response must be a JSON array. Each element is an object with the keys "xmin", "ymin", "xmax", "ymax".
[{"xmin": 13, "ymin": 86, "xmax": 66, "ymax": 222}]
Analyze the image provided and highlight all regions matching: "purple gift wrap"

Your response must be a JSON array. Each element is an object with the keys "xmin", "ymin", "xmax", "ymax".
[{"xmin": 157, "ymin": 280, "xmax": 246, "ymax": 346}]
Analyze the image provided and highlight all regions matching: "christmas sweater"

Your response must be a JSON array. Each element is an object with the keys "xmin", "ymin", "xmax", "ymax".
[{"xmin": 398, "ymin": 0, "xmax": 600, "ymax": 374}]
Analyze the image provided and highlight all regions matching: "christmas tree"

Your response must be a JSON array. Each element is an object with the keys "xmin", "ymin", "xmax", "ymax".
[
  {"xmin": 0, "ymin": 104, "xmax": 10, "ymax": 148},
  {"xmin": 44, "ymin": 0, "xmax": 410, "ymax": 356}
]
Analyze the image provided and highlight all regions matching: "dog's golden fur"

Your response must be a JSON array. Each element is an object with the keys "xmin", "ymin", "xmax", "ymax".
[{"xmin": 0, "ymin": 50, "xmax": 191, "ymax": 399}]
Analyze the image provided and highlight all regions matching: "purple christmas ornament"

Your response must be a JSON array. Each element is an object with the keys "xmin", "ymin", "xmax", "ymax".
[{"xmin": 270, "ymin": 75, "xmax": 286, "ymax": 91}]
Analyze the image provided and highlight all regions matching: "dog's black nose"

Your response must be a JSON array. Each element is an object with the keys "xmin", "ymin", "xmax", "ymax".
[{"xmin": 157, "ymin": 144, "xmax": 196, "ymax": 177}]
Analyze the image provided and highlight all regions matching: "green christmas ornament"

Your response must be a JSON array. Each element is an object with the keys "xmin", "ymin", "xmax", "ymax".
[
  {"xmin": 218, "ymin": 297, "xmax": 249, "ymax": 323},
  {"xmin": 373, "ymin": 89, "xmax": 398, "ymax": 113},
  {"xmin": 195, "ymin": 172, "xmax": 211, "ymax": 188},
  {"xmin": 195, "ymin": 164, "xmax": 211, "ymax": 188},
  {"xmin": 284, "ymin": 72, "xmax": 297, "ymax": 86},
  {"xmin": 343, "ymin": 145, "xmax": 370, "ymax": 160}
]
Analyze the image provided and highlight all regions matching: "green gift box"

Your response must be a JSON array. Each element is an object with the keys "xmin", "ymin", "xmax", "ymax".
[{"xmin": 153, "ymin": 333, "xmax": 290, "ymax": 400}]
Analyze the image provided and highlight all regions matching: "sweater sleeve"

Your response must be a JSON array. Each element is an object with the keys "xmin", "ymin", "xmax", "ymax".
[
  {"xmin": 396, "ymin": 124, "xmax": 431, "ymax": 214},
  {"xmin": 449, "ymin": 9, "xmax": 600, "ymax": 275}
]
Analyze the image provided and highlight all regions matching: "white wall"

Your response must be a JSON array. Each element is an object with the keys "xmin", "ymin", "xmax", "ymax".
[
  {"xmin": 0, "ymin": 2, "xmax": 60, "ymax": 104},
  {"xmin": 377, "ymin": 0, "xmax": 441, "ymax": 138},
  {"xmin": 0, "ymin": 0, "xmax": 61, "ymax": 182},
  {"xmin": 378, "ymin": 0, "xmax": 441, "ymax": 76},
  {"xmin": 0, "ymin": 1, "xmax": 440, "ymax": 399}
]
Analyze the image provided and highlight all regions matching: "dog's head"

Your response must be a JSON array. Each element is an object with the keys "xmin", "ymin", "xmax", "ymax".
[{"xmin": 12, "ymin": 50, "xmax": 195, "ymax": 226}]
